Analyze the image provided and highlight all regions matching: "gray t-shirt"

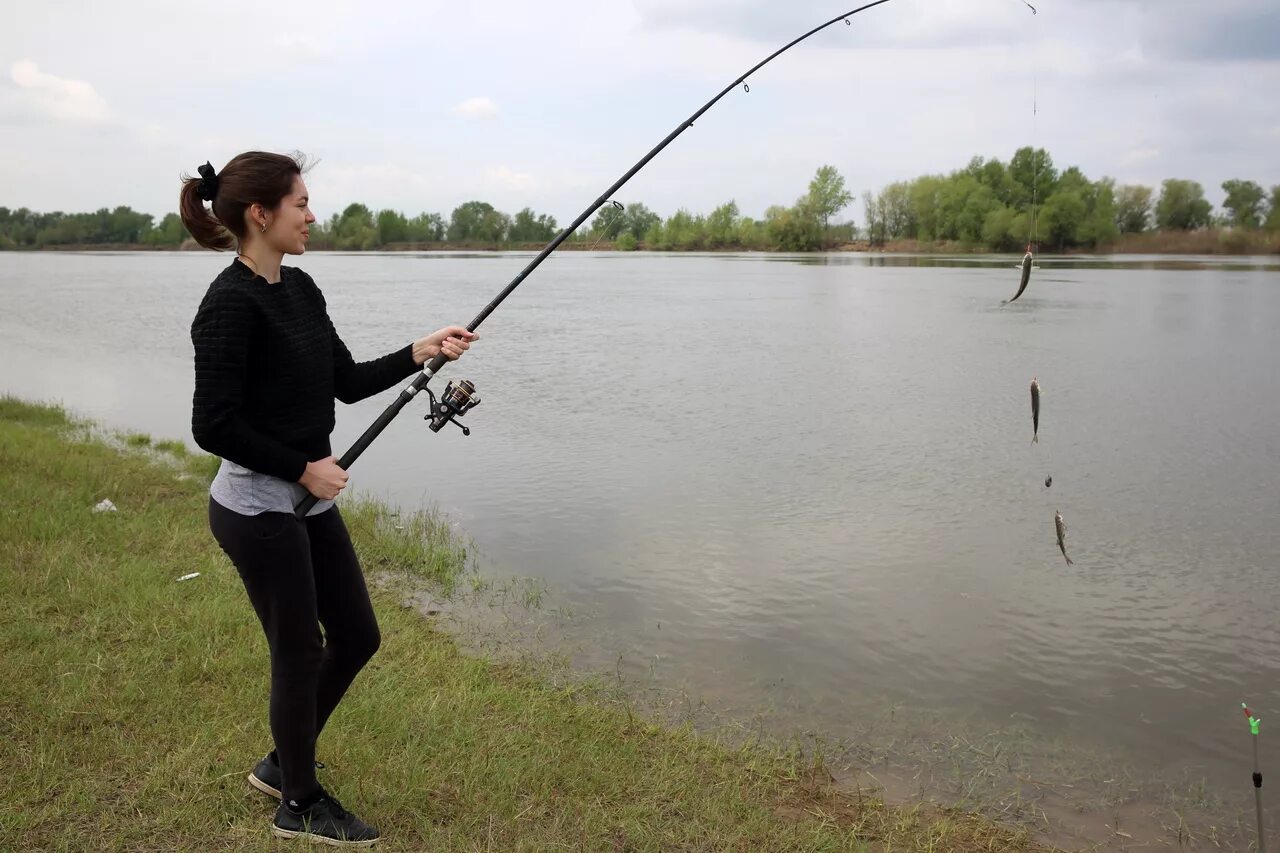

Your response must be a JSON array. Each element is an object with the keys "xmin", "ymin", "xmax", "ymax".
[{"xmin": 209, "ymin": 458, "xmax": 333, "ymax": 517}]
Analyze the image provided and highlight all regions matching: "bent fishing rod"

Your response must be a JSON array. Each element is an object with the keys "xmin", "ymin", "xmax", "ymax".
[{"xmin": 295, "ymin": 0, "xmax": 896, "ymax": 518}]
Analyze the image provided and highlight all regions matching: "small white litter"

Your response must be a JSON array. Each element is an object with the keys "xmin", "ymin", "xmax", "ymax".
[
  {"xmin": 92, "ymin": 499, "xmax": 117, "ymax": 513},
  {"xmin": 176, "ymin": 573, "xmax": 201, "ymax": 583}
]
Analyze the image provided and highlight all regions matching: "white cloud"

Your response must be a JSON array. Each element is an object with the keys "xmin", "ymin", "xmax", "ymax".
[
  {"xmin": 1122, "ymin": 147, "xmax": 1161, "ymax": 165},
  {"xmin": 272, "ymin": 34, "xmax": 336, "ymax": 62},
  {"xmin": 452, "ymin": 96, "xmax": 497, "ymax": 118},
  {"xmin": 9, "ymin": 60, "xmax": 110, "ymax": 122},
  {"xmin": 483, "ymin": 165, "xmax": 536, "ymax": 192}
]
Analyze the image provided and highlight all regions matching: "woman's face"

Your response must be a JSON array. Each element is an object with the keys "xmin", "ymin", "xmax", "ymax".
[{"xmin": 258, "ymin": 175, "xmax": 316, "ymax": 255}]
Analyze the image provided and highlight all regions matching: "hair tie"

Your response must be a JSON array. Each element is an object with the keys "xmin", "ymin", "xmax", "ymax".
[{"xmin": 196, "ymin": 161, "xmax": 219, "ymax": 202}]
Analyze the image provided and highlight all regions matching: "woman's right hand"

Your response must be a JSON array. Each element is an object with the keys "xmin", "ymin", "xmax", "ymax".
[{"xmin": 299, "ymin": 456, "xmax": 349, "ymax": 500}]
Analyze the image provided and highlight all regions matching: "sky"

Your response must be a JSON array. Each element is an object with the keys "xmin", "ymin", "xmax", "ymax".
[{"xmin": 2, "ymin": 0, "xmax": 1277, "ymax": 225}]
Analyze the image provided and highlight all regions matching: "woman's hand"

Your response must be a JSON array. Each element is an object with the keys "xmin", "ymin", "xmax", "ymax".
[
  {"xmin": 299, "ymin": 456, "xmax": 349, "ymax": 500},
  {"xmin": 413, "ymin": 326, "xmax": 479, "ymax": 365}
]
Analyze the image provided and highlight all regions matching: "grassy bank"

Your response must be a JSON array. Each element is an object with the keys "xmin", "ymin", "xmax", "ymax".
[{"xmin": 0, "ymin": 397, "xmax": 1048, "ymax": 851}]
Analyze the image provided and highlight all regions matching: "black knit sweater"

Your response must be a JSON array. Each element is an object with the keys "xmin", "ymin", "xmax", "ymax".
[{"xmin": 191, "ymin": 259, "xmax": 417, "ymax": 482}]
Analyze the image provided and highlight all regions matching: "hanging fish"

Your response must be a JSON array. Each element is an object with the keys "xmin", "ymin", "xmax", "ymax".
[
  {"xmin": 1004, "ymin": 247, "xmax": 1034, "ymax": 304},
  {"xmin": 1055, "ymin": 510, "xmax": 1074, "ymax": 566},
  {"xmin": 1030, "ymin": 376, "xmax": 1040, "ymax": 444}
]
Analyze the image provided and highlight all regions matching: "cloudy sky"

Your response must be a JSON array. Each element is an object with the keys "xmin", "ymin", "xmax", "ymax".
[{"xmin": 3, "ymin": 0, "xmax": 1277, "ymax": 225}]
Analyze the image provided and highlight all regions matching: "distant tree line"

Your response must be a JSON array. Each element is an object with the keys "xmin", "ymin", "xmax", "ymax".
[
  {"xmin": 0, "ymin": 167, "xmax": 856, "ymax": 252},
  {"xmin": 0, "ymin": 207, "xmax": 188, "ymax": 250},
  {"xmin": 860, "ymin": 147, "xmax": 1280, "ymax": 251},
  {"xmin": 3, "ymin": 155, "xmax": 1277, "ymax": 252}
]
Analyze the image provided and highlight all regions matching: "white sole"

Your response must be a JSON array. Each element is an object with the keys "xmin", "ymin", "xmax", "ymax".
[
  {"xmin": 247, "ymin": 771, "xmax": 282, "ymax": 799},
  {"xmin": 271, "ymin": 826, "xmax": 378, "ymax": 846}
]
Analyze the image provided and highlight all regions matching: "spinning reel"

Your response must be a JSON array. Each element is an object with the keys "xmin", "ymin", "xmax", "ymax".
[{"xmin": 424, "ymin": 379, "xmax": 481, "ymax": 435}]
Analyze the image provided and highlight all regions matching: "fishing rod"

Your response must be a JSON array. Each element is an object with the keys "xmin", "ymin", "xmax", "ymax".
[
  {"xmin": 293, "ymin": 1, "xmax": 897, "ymax": 518},
  {"xmin": 1244, "ymin": 702, "xmax": 1267, "ymax": 853}
]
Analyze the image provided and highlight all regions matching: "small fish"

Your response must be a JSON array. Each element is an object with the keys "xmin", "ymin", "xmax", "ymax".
[
  {"xmin": 1055, "ymin": 510, "xmax": 1074, "ymax": 566},
  {"xmin": 1030, "ymin": 377, "xmax": 1040, "ymax": 444},
  {"xmin": 1044, "ymin": 475, "xmax": 1052, "ymax": 488},
  {"xmin": 1004, "ymin": 248, "xmax": 1034, "ymax": 304}
]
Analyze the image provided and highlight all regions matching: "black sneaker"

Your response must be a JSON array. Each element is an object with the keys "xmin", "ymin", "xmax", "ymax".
[
  {"xmin": 273, "ymin": 789, "xmax": 379, "ymax": 846},
  {"xmin": 247, "ymin": 752, "xmax": 324, "ymax": 800}
]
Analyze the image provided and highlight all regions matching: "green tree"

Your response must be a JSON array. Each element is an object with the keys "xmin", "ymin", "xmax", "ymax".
[
  {"xmin": 736, "ymin": 217, "xmax": 768, "ymax": 250},
  {"xmin": 1115, "ymin": 185, "xmax": 1153, "ymax": 233},
  {"xmin": 863, "ymin": 191, "xmax": 886, "ymax": 247},
  {"xmin": 406, "ymin": 212, "xmax": 445, "ymax": 242},
  {"xmin": 705, "ymin": 201, "xmax": 740, "ymax": 248},
  {"xmin": 878, "ymin": 182, "xmax": 916, "ymax": 238},
  {"xmin": 1221, "ymin": 179, "xmax": 1265, "ymax": 229},
  {"xmin": 981, "ymin": 205, "xmax": 1020, "ymax": 252},
  {"xmin": 376, "ymin": 209, "xmax": 409, "ymax": 245},
  {"xmin": 908, "ymin": 176, "xmax": 943, "ymax": 241},
  {"xmin": 934, "ymin": 175, "xmax": 994, "ymax": 242},
  {"xmin": 661, "ymin": 209, "xmax": 706, "ymax": 250},
  {"xmin": 806, "ymin": 165, "xmax": 853, "ymax": 230},
  {"xmin": 1038, "ymin": 190, "xmax": 1087, "ymax": 250},
  {"xmin": 1155, "ymin": 179, "xmax": 1212, "ymax": 230},
  {"xmin": 643, "ymin": 220, "xmax": 667, "ymax": 250},
  {"xmin": 1078, "ymin": 178, "xmax": 1119, "ymax": 247},
  {"xmin": 974, "ymin": 158, "xmax": 1014, "ymax": 205},
  {"xmin": 590, "ymin": 204, "xmax": 626, "ymax": 240},
  {"xmin": 622, "ymin": 203, "xmax": 662, "ymax": 241},
  {"xmin": 1266, "ymin": 186, "xmax": 1280, "ymax": 232},
  {"xmin": 1008, "ymin": 147, "xmax": 1058, "ymax": 210},
  {"xmin": 144, "ymin": 212, "xmax": 188, "ymax": 246},
  {"xmin": 334, "ymin": 203, "xmax": 377, "ymax": 249},
  {"xmin": 508, "ymin": 207, "xmax": 558, "ymax": 242},
  {"xmin": 448, "ymin": 201, "xmax": 510, "ymax": 243},
  {"xmin": 765, "ymin": 201, "xmax": 823, "ymax": 251}
]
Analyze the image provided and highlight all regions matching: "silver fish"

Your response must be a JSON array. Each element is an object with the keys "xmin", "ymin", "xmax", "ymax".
[
  {"xmin": 1055, "ymin": 510, "xmax": 1074, "ymax": 566},
  {"xmin": 1030, "ymin": 377, "xmax": 1040, "ymax": 444},
  {"xmin": 1004, "ymin": 250, "xmax": 1034, "ymax": 304}
]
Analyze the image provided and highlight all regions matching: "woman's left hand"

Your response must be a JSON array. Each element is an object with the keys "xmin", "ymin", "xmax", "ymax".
[{"xmin": 412, "ymin": 326, "xmax": 479, "ymax": 365}]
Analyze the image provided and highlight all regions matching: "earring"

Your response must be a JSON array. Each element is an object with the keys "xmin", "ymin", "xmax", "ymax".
[{"xmin": 260, "ymin": 222, "xmax": 267, "ymax": 233}]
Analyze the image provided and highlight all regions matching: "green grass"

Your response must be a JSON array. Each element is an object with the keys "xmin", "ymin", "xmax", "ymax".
[
  {"xmin": 123, "ymin": 431, "xmax": 153, "ymax": 448},
  {"xmin": 0, "ymin": 397, "xmax": 1050, "ymax": 851},
  {"xmin": 153, "ymin": 439, "xmax": 188, "ymax": 457}
]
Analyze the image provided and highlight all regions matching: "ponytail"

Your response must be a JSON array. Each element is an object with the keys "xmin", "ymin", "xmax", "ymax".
[
  {"xmin": 178, "ymin": 151, "xmax": 309, "ymax": 251},
  {"xmin": 179, "ymin": 172, "xmax": 234, "ymax": 250}
]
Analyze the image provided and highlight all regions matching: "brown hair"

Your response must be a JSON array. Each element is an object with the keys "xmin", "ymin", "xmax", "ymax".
[{"xmin": 178, "ymin": 151, "xmax": 309, "ymax": 251}]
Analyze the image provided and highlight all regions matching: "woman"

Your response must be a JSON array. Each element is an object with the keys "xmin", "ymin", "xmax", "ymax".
[{"xmin": 183, "ymin": 151, "xmax": 477, "ymax": 846}]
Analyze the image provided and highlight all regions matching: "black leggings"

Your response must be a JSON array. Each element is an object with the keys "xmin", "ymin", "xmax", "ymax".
[{"xmin": 209, "ymin": 498, "xmax": 381, "ymax": 802}]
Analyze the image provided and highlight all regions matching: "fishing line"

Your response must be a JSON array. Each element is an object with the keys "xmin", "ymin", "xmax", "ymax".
[{"xmin": 1025, "ymin": 0, "xmax": 1039, "ymax": 251}]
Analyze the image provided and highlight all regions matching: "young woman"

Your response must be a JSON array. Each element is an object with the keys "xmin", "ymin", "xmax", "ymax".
[{"xmin": 183, "ymin": 151, "xmax": 477, "ymax": 845}]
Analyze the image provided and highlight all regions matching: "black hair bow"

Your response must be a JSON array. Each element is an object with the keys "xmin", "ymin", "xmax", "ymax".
[{"xmin": 196, "ymin": 162, "xmax": 218, "ymax": 202}]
